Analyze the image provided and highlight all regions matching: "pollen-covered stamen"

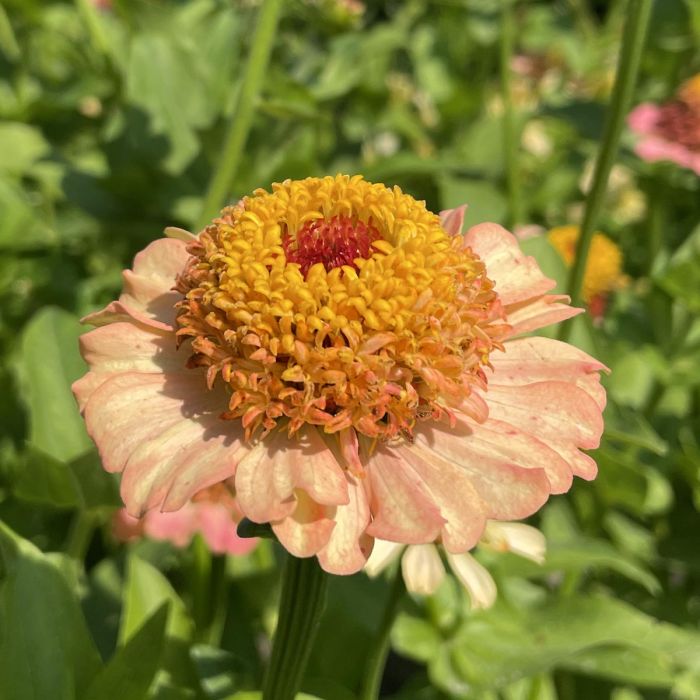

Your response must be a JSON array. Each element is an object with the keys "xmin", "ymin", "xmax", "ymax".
[{"xmin": 283, "ymin": 215, "xmax": 381, "ymax": 276}]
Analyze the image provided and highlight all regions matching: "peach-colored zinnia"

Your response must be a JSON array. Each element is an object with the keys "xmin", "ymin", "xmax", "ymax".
[
  {"xmin": 112, "ymin": 482, "xmax": 257, "ymax": 556},
  {"xmin": 628, "ymin": 74, "xmax": 700, "ymax": 175},
  {"xmin": 73, "ymin": 175, "xmax": 606, "ymax": 575}
]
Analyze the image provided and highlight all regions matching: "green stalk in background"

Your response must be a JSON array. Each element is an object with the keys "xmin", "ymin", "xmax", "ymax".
[
  {"xmin": 262, "ymin": 553, "xmax": 329, "ymax": 700},
  {"xmin": 359, "ymin": 568, "xmax": 406, "ymax": 700},
  {"xmin": 74, "ymin": 0, "xmax": 111, "ymax": 59},
  {"xmin": 559, "ymin": 0, "xmax": 652, "ymax": 341},
  {"xmin": 500, "ymin": 0, "xmax": 523, "ymax": 229},
  {"xmin": 197, "ymin": 0, "xmax": 283, "ymax": 230}
]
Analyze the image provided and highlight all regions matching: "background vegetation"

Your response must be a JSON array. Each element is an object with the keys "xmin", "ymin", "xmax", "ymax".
[{"xmin": 1, "ymin": 0, "xmax": 699, "ymax": 698}]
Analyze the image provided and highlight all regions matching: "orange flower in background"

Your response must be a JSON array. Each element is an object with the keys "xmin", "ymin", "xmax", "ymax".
[
  {"xmin": 628, "ymin": 74, "xmax": 700, "ymax": 175},
  {"xmin": 547, "ymin": 225, "xmax": 626, "ymax": 319},
  {"xmin": 112, "ymin": 482, "xmax": 258, "ymax": 556},
  {"xmin": 73, "ymin": 175, "xmax": 606, "ymax": 575}
]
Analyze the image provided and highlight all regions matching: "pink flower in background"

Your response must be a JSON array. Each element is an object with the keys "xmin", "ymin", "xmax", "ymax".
[
  {"xmin": 112, "ymin": 482, "xmax": 257, "ymax": 556},
  {"xmin": 73, "ymin": 175, "xmax": 606, "ymax": 576},
  {"xmin": 628, "ymin": 74, "xmax": 700, "ymax": 175}
]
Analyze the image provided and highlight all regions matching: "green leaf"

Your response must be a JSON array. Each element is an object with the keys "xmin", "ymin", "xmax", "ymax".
[
  {"xmin": 438, "ymin": 176, "xmax": 507, "ymax": 227},
  {"xmin": 392, "ymin": 613, "xmax": 444, "ymax": 663},
  {"xmin": 15, "ymin": 307, "xmax": 91, "ymax": 463},
  {"xmin": 0, "ymin": 521, "xmax": 102, "ymax": 700},
  {"xmin": 120, "ymin": 555, "xmax": 197, "ymax": 695},
  {"xmin": 0, "ymin": 122, "xmax": 49, "ymax": 176},
  {"xmin": 13, "ymin": 446, "xmax": 83, "ymax": 508},
  {"xmin": 84, "ymin": 604, "xmax": 169, "ymax": 700}
]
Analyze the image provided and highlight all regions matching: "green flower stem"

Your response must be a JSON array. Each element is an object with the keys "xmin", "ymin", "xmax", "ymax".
[
  {"xmin": 197, "ymin": 0, "xmax": 283, "ymax": 230},
  {"xmin": 65, "ymin": 511, "xmax": 96, "ymax": 561},
  {"xmin": 359, "ymin": 567, "xmax": 406, "ymax": 700},
  {"xmin": 500, "ymin": 0, "xmax": 523, "ymax": 229},
  {"xmin": 559, "ymin": 0, "xmax": 652, "ymax": 340},
  {"xmin": 74, "ymin": 0, "xmax": 110, "ymax": 59},
  {"xmin": 262, "ymin": 553, "xmax": 329, "ymax": 700}
]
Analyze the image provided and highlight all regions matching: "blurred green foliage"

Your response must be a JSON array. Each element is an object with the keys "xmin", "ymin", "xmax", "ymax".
[{"xmin": 1, "ymin": 0, "xmax": 700, "ymax": 698}]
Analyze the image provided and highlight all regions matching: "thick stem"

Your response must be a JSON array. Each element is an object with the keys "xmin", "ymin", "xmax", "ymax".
[
  {"xmin": 559, "ymin": 0, "xmax": 652, "ymax": 340},
  {"xmin": 359, "ymin": 568, "xmax": 406, "ymax": 700},
  {"xmin": 197, "ymin": 0, "xmax": 283, "ymax": 230},
  {"xmin": 500, "ymin": 0, "xmax": 523, "ymax": 229},
  {"xmin": 65, "ymin": 511, "xmax": 95, "ymax": 561},
  {"xmin": 262, "ymin": 553, "xmax": 329, "ymax": 700}
]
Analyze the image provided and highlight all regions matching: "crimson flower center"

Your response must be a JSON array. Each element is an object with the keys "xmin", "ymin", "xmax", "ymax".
[{"xmin": 283, "ymin": 215, "xmax": 381, "ymax": 276}]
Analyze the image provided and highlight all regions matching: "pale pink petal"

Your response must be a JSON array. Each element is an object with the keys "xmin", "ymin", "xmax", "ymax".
[
  {"xmin": 627, "ymin": 103, "xmax": 661, "ymax": 134},
  {"xmin": 401, "ymin": 545, "xmax": 446, "ymax": 595},
  {"xmin": 364, "ymin": 539, "xmax": 405, "ymax": 578},
  {"xmin": 392, "ymin": 443, "xmax": 488, "ymax": 553},
  {"xmin": 143, "ymin": 508, "xmax": 198, "ymax": 548},
  {"xmin": 365, "ymin": 447, "xmax": 446, "ymax": 544},
  {"xmin": 446, "ymin": 552, "xmax": 497, "ymax": 609},
  {"xmin": 414, "ymin": 422, "xmax": 552, "ymax": 520},
  {"xmin": 503, "ymin": 294, "xmax": 583, "ymax": 336},
  {"xmin": 83, "ymin": 239, "xmax": 189, "ymax": 330},
  {"xmin": 439, "ymin": 205, "xmax": 467, "ymax": 236},
  {"xmin": 317, "ymin": 473, "xmax": 373, "ymax": 575},
  {"xmin": 464, "ymin": 222, "xmax": 556, "ymax": 306},
  {"xmin": 272, "ymin": 489, "xmax": 335, "ymax": 557},
  {"xmin": 481, "ymin": 521, "xmax": 546, "ymax": 564},
  {"xmin": 635, "ymin": 136, "xmax": 698, "ymax": 170}
]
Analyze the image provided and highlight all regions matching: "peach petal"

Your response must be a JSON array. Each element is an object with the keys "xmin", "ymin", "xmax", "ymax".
[
  {"xmin": 234, "ymin": 442, "xmax": 297, "ymax": 523},
  {"xmin": 317, "ymin": 473, "xmax": 373, "ymax": 575},
  {"xmin": 464, "ymin": 222, "xmax": 556, "ymax": 305},
  {"xmin": 73, "ymin": 322, "xmax": 187, "ymax": 410},
  {"xmin": 274, "ymin": 428, "xmax": 349, "ymax": 507},
  {"xmin": 272, "ymin": 490, "xmax": 336, "ymax": 557},
  {"xmin": 365, "ymin": 448, "xmax": 446, "ymax": 544},
  {"xmin": 439, "ymin": 205, "xmax": 467, "ymax": 236},
  {"xmin": 83, "ymin": 238, "xmax": 189, "ymax": 330},
  {"xmin": 490, "ymin": 337, "xmax": 608, "ymax": 410},
  {"xmin": 83, "ymin": 372, "xmax": 217, "ymax": 474},
  {"xmin": 504, "ymin": 294, "xmax": 583, "ymax": 336},
  {"xmin": 413, "ymin": 426, "xmax": 551, "ymax": 520},
  {"xmin": 485, "ymin": 382, "xmax": 603, "ymax": 449},
  {"xmin": 393, "ymin": 444, "xmax": 488, "ymax": 552},
  {"xmin": 401, "ymin": 545, "xmax": 446, "ymax": 595},
  {"xmin": 445, "ymin": 416, "xmax": 573, "ymax": 494}
]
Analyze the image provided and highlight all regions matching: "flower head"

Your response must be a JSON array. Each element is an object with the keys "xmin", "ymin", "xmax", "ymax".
[
  {"xmin": 74, "ymin": 174, "xmax": 606, "ymax": 575},
  {"xmin": 628, "ymin": 74, "xmax": 700, "ymax": 175},
  {"xmin": 547, "ymin": 225, "xmax": 626, "ymax": 318}
]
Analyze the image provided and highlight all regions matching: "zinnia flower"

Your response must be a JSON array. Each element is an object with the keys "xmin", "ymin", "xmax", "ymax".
[
  {"xmin": 112, "ymin": 482, "xmax": 257, "ymax": 556},
  {"xmin": 73, "ymin": 175, "xmax": 606, "ymax": 575},
  {"xmin": 547, "ymin": 225, "xmax": 626, "ymax": 319},
  {"xmin": 365, "ymin": 521, "xmax": 546, "ymax": 608},
  {"xmin": 628, "ymin": 74, "xmax": 700, "ymax": 175}
]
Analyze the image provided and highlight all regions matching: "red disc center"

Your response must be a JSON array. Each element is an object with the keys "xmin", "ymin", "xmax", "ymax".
[{"xmin": 283, "ymin": 215, "xmax": 382, "ymax": 276}]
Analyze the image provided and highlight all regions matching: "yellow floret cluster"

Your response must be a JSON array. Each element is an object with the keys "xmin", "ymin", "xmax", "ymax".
[{"xmin": 177, "ymin": 175, "xmax": 507, "ymax": 441}]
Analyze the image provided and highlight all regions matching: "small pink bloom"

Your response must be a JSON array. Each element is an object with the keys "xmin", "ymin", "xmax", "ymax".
[
  {"xmin": 628, "ymin": 76, "xmax": 700, "ymax": 174},
  {"xmin": 75, "ymin": 176, "xmax": 606, "ymax": 575},
  {"xmin": 112, "ymin": 483, "xmax": 257, "ymax": 556}
]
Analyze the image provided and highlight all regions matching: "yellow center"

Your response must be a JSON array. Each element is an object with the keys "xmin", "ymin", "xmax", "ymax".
[{"xmin": 177, "ymin": 175, "xmax": 506, "ymax": 441}]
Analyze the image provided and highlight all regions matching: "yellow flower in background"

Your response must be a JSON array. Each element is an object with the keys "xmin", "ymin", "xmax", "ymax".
[{"xmin": 547, "ymin": 225, "xmax": 626, "ymax": 311}]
